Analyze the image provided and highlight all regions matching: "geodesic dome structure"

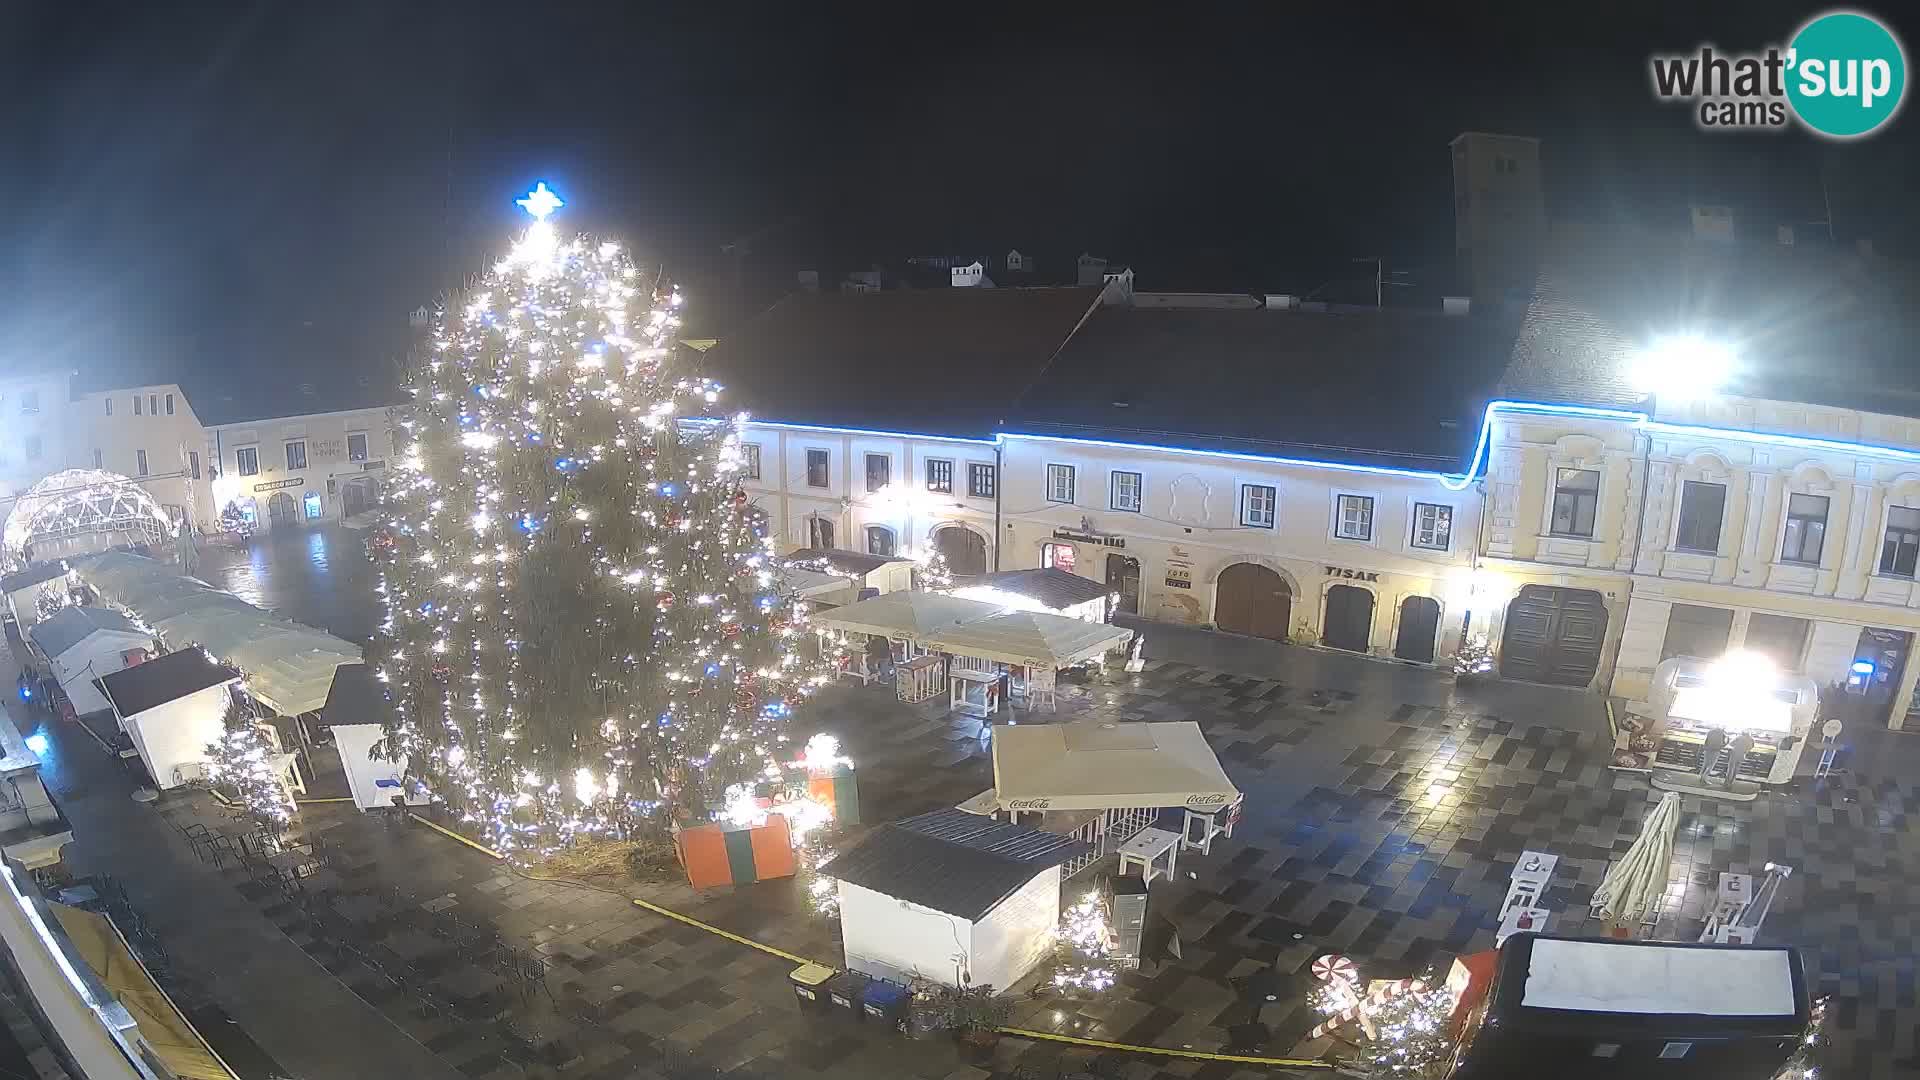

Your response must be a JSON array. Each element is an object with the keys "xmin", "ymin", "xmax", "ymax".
[{"xmin": 3, "ymin": 469, "xmax": 175, "ymax": 571}]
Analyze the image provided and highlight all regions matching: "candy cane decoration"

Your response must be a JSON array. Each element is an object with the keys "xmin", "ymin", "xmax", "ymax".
[{"xmin": 1313, "ymin": 953, "xmax": 1359, "ymax": 985}]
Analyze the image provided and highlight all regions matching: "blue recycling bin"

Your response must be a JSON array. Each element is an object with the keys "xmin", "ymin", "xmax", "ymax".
[{"xmin": 861, "ymin": 979, "xmax": 911, "ymax": 1033}]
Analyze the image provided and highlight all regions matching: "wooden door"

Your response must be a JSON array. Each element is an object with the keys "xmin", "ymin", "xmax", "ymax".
[
  {"xmin": 1215, "ymin": 563, "xmax": 1290, "ymax": 640},
  {"xmin": 1394, "ymin": 596, "xmax": 1441, "ymax": 663},
  {"xmin": 1106, "ymin": 555, "xmax": 1141, "ymax": 615},
  {"xmin": 1321, "ymin": 585, "xmax": 1374, "ymax": 652},
  {"xmin": 1499, "ymin": 586, "xmax": 1607, "ymax": 686},
  {"xmin": 935, "ymin": 527, "xmax": 988, "ymax": 576}
]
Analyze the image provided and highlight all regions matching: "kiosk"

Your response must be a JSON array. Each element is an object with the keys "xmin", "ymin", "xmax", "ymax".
[{"xmin": 1614, "ymin": 653, "xmax": 1817, "ymax": 795}]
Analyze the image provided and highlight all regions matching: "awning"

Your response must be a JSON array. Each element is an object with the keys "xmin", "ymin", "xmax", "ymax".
[
  {"xmin": 922, "ymin": 610, "xmax": 1131, "ymax": 669},
  {"xmin": 49, "ymin": 903, "xmax": 237, "ymax": 1079},
  {"xmin": 809, "ymin": 590, "xmax": 1003, "ymax": 641},
  {"xmin": 983, "ymin": 721, "xmax": 1240, "ymax": 813},
  {"xmin": 954, "ymin": 568, "xmax": 1110, "ymax": 614}
]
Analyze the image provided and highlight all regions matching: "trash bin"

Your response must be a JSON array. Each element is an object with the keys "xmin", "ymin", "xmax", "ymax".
[
  {"xmin": 824, "ymin": 970, "xmax": 870, "ymax": 1021},
  {"xmin": 789, "ymin": 963, "xmax": 835, "ymax": 1013},
  {"xmin": 861, "ymin": 979, "xmax": 910, "ymax": 1033}
]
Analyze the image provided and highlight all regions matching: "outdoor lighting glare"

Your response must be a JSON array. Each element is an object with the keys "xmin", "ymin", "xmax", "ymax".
[
  {"xmin": 1707, "ymin": 649, "xmax": 1775, "ymax": 690},
  {"xmin": 1630, "ymin": 335, "xmax": 1736, "ymax": 399}
]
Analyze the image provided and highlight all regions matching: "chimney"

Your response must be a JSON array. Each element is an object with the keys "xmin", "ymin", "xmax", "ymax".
[
  {"xmin": 1442, "ymin": 296, "xmax": 1471, "ymax": 316},
  {"xmin": 1100, "ymin": 267, "xmax": 1134, "ymax": 306},
  {"xmin": 1076, "ymin": 253, "xmax": 1109, "ymax": 286},
  {"xmin": 951, "ymin": 261, "xmax": 986, "ymax": 288},
  {"xmin": 1264, "ymin": 294, "xmax": 1297, "ymax": 310},
  {"xmin": 797, "ymin": 270, "xmax": 820, "ymax": 292}
]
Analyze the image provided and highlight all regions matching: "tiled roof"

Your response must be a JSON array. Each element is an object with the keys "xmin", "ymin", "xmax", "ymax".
[
  {"xmin": 701, "ymin": 287, "xmax": 1102, "ymax": 440},
  {"xmin": 1501, "ymin": 226, "xmax": 1920, "ymax": 417},
  {"xmin": 319, "ymin": 662, "xmax": 395, "ymax": 729},
  {"xmin": 0, "ymin": 562, "xmax": 69, "ymax": 594},
  {"xmin": 96, "ymin": 648, "xmax": 239, "ymax": 718},
  {"xmin": 1006, "ymin": 306, "xmax": 1520, "ymax": 471},
  {"xmin": 816, "ymin": 808, "xmax": 1087, "ymax": 922}
]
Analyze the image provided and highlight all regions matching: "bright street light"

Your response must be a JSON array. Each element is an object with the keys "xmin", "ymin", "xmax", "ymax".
[{"xmin": 1629, "ymin": 335, "xmax": 1736, "ymax": 399}]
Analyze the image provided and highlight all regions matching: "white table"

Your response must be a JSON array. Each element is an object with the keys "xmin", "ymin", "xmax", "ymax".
[
  {"xmin": 1495, "ymin": 906, "xmax": 1551, "ymax": 948},
  {"xmin": 1501, "ymin": 850, "xmax": 1559, "ymax": 916},
  {"xmin": 1116, "ymin": 827, "xmax": 1181, "ymax": 884}
]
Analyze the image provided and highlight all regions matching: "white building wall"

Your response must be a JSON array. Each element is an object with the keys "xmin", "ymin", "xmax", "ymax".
[
  {"xmin": 205, "ymin": 407, "xmax": 400, "ymax": 531},
  {"xmin": 72, "ymin": 385, "xmax": 214, "ymax": 529},
  {"xmin": 0, "ymin": 372, "xmax": 75, "ymax": 506},
  {"xmin": 118, "ymin": 681, "xmax": 234, "ymax": 790},
  {"xmin": 46, "ymin": 632, "xmax": 152, "ymax": 716},
  {"xmin": 837, "ymin": 880, "xmax": 975, "ymax": 988},
  {"xmin": 967, "ymin": 865, "xmax": 1059, "ymax": 992}
]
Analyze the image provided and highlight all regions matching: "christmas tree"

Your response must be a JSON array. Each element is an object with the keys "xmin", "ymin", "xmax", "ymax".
[
  {"xmin": 204, "ymin": 687, "xmax": 294, "ymax": 831},
  {"xmin": 372, "ymin": 184, "xmax": 836, "ymax": 858}
]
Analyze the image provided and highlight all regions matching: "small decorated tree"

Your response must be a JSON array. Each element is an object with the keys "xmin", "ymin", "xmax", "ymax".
[
  {"xmin": 1339, "ymin": 983, "xmax": 1458, "ymax": 1079},
  {"xmin": 1051, "ymin": 891, "xmax": 1117, "ymax": 995},
  {"xmin": 204, "ymin": 690, "xmax": 294, "ymax": 832}
]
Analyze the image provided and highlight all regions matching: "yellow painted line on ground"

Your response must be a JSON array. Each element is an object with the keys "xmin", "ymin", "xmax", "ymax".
[
  {"xmin": 406, "ymin": 812, "xmax": 505, "ymax": 859},
  {"xmin": 628, "ymin": 897, "xmax": 814, "ymax": 965},
  {"xmin": 208, "ymin": 787, "xmax": 236, "ymax": 808},
  {"xmin": 997, "ymin": 1027, "xmax": 1333, "ymax": 1069},
  {"xmin": 295, "ymin": 796, "xmax": 355, "ymax": 804}
]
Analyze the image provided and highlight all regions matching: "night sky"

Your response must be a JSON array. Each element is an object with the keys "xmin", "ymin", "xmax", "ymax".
[{"xmin": 2, "ymin": 1, "xmax": 1916, "ymax": 413}]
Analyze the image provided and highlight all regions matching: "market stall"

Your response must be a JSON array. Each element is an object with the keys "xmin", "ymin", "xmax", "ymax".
[
  {"xmin": 810, "ymin": 591, "xmax": 1003, "ymax": 700},
  {"xmin": 780, "ymin": 548, "xmax": 914, "ymax": 609},
  {"xmin": 962, "ymin": 721, "xmax": 1241, "ymax": 877},
  {"xmin": 921, "ymin": 611, "xmax": 1132, "ymax": 712},
  {"xmin": 952, "ymin": 568, "xmax": 1112, "ymax": 624},
  {"xmin": 1615, "ymin": 652, "xmax": 1818, "ymax": 798},
  {"xmin": 318, "ymin": 663, "xmax": 432, "ymax": 811},
  {"xmin": 28, "ymin": 606, "xmax": 152, "ymax": 716},
  {"xmin": 0, "ymin": 561, "xmax": 71, "ymax": 628},
  {"xmin": 96, "ymin": 650, "xmax": 247, "ymax": 790},
  {"xmin": 819, "ymin": 808, "xmax": 1089, "ymax": 990}
]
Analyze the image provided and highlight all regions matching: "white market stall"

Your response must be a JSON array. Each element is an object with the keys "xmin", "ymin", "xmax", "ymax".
[
  {"xmin": 922, "ymin": 611, "xmax": 1132, "ymax": 713},
  {"xmin": 810, "ymin": 590, "xmax": 1003, "ymax": 699},
  {"xmin": 0, "ymin": 562, "xmax": 71, "ymax": 628},
  {"xmin": 319, "ymin": 663, "xmax": 431, "ymax": 811},
  {"xmin": 780, "ymin": 548, "xmax": 914, "ymax": 609},
  {"xmin": 952, "ymin": 567, "xmax": 1112, "ymax": 624},
  {"xmin": 818, "ymin": 808, "xmax": 1089, "ymax": 990},
  {"xmin": 96, "ymin": 649, "xmax": 248, "ymax": 790},
  {"xmin": 964, "ymin": 721, "xmax": 1243, "ymax": 878},
  {"xmin": 27, "ymin": 606, "xmax": 152, "ymax": 716}
]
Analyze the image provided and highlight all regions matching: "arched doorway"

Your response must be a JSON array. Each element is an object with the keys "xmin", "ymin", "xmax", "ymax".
[
  {"xmin": 1499, "ymin": 585, "xmax": 1607, "ymax": 687},
  {"xmin": 1214, "ymin": 563, "xmax": 1291, "ymax": 640},
  {"xmin": 267, "ymin": 492, "xmax": 297, "ymax": 527},
  {"xmin": 1394, "ymin": 596, "xmax": 1441, "ymax": 663},
  {"xmin": 341, "ymin": 477, "xmax": 375, "ymax": 519},
  {"xmin": 1106, "ymin": 554, "xmax": 1141, "ymax": 616},
  {"xmin": 934, "ymin": 526, "xmax": 987, "ymax": 576},
  {"xmin": 1322, "ymin": 585, "xmax": 1374, "ymax": 652}
]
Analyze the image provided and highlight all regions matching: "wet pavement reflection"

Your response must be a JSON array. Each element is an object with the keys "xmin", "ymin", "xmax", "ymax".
[{"xmin": 193, "ymin": 526, "xmax": 379, "ymax": 645}]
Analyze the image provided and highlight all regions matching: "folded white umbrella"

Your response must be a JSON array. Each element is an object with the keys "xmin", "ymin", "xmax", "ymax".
[{"xmin": 1591, "ymin": 791, "xmax": 1682, "ymax": 927}]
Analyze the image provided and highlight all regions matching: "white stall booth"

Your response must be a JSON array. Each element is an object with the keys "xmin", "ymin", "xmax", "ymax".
[
  {"xmin": 0, "ymin": 562, "xmax": 71, "ymax": 628},
  {"xmin": 780, "ymin": 549, "xmax": 914, "ymax": 609},
  {"xmin": 1625, "ymin": 653, "xmax": 1819, "ymax": 794},
  {"xmin": 818, "ymin": 808, "xmax": 1089, "ymax": 990},
  {"xmin": 953, "ymin": 568, "xmax": 1112, "ymax": 625},
  {"xmin": 27, "ymin": 606, "xmax": 151, "ymax": 716},
  {"xmin": 922, "ymin": 611, "xmax": 1132, "ymax": 714},
  {"xmin": 810, "ymin": 591, "xmax": 1002, "ymax": 699},
  {"xmin": 961, "ymin": 721, "xmax": 1243, "ymax": 879},
  {"xmin": 96, "ymin": 649, "xmax": 248, "ymax": 790},
  {"xmin": 319, "ymin": 663, "xmax": 431, "ymax": 811}
]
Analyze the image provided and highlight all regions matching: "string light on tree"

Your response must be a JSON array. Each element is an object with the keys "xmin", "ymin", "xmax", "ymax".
[
  {"xmin": 1051, "ymin": 892, "xmax": 1117, "ymax": 994},
  {"xmin": 371, "ymin": 183, "xmax": 843, "ymax": 859},
  {"xmin": 204, "ymin": 688, "xmax": 295, "ymax": 831}
]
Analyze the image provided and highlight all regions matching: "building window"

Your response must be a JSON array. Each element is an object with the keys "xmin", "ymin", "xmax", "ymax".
[
  {"xmin": 1110, "ymin": 471, "xmax": 1142, "ymax": 513},
  {"xmin": 807, "ymin": 516, "xmax": 835, "ymax": 549},
  {"xmin": 104, "ymin": 397, "xmax": 113, "ymax": 416},
  {"xmin": 1041, "ymin": 542, "xmax": 1076, "ymax": 572},
  {"xmin": 1881, "ymin": 506, "xmax": 1920, "ymax": 577},
  {"xmin": 1745, "ymin": 613, "xmax": 1812, "ymax": 672},
  {"xmin": 968, "ymin": 462, "xmax": 995, "ymax": 499},
  {"xmin": 1046, "ymin": 464, "xmax": 1076, "ymax": 504},
  {"xmin": 1335, "ymin": 494, "xmax": 1374, "ymax": 540},
  {"xmin": 1674, "ymin": 481, "xmax": 1727, "ymax": 553},
  {"xmin": 135, "ymin": 449, "xmax": 148, "ymax": 476},
  {"xmin": 805, "ymin": 449, "xmax": 830, "ymax": 488},
  {"xmin": 866, "ymin": 526, "xmax": 896, "ymax": 557},
  {"xmin": 864, "ymin": 453, "xmax": 889, "ymax": 492},
  {"xmin": 1240, "ymin": 484, "xmax": 1276, "ymax": 528},
  {"xmin": 285, "ymin": 440, "xmax": 308, "ymax": 471},
  {"xmin": 1660, "ymin": 603, "xmax": 1733, "ymax": 662},
  {"xmin": 148, "ymin": 394, "xmax": 158, "ymax": 415},
  {"xmin": 1412, "ymin": 503, "xmax": 1452, "ymax": 550},
  {"xmin": 303, "ymin": 492, "xmax": 323, "ymax": 520},
  {"xmin": 926, "ymin": 458, "xmax": 953, "ymax": 493},
  {"xmin": 165, "ymin": 393, "xmax": 175, "ymax": 416},
  {"xmin": 347, "ymin": 433, "xmax": 368, "ymax": 462},
  {"xmin": 133, "ymin": 395, "xmax": 143, "ymax": 416},
  {"xmin": 24, "ymin": 436, "xmax": 40, "ymax": 461},
  {"xmin": 740, "ymin": 443, "xmax": 762, "ymax": 480},
  {"xmin": 92, "ymin": 448, "xmax": 103, "ymax": 469},
  {"xmin": 1549, "ymin": 468, "xmax": 1600, "ymax": 538},
  {"xmin": 189, "ymin": 451, "xmax": 201, "ymax": 480},
  {"xmin": 236, "ymin": 447, "xmax": 259, "ymax": 477},
  {"xmin": 1780, "ymin": 493, "xmax": 1829, "ymax": 564},
  {"xmin": 19, "ymin": 391, "xmax": 37, "ymax": 415}
]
